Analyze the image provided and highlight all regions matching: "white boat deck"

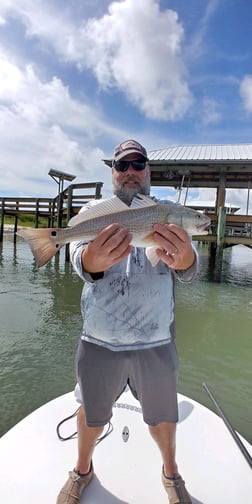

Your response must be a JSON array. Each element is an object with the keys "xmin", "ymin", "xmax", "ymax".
[{"xmin": 0, "ymin": 390, "xmax": 251, "ymax": 503}]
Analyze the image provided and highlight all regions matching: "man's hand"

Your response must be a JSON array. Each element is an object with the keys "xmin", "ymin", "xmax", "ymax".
[
  {"xmin": 153, "ymin": 223, "xmax": 195, "ymax": 270},
  {"xmin": 82, "ymin": 223, "xmax": 132, "ymax": 274}
]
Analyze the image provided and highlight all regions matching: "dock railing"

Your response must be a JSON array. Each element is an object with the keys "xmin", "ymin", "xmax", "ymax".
[{"xmin": 0, "ymin": 181, "xmax": 103, "ymax": 242}]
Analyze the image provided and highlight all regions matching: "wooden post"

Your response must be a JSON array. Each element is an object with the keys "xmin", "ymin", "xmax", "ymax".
[
  {"xmin": 217, "ymin": 206, "xmax": 226, "ymax": 249},
  {"xmin": 14, "ymin": 201, "xmax": 19, "ymax": 243},
  {"xmin": 216, "ymin": 171, "xmax": 226, "ymax": 209},
  {"xmin": 57, "ymin": 192, "xmax": 63, "ymax": 228},
  {"xmin": 52, "ymin": 199, "xmax": 56, "ymax": 228},
  {"xmin": 65, "ymin": 185, "xmax": 73, "ymax": 263},
  {"xmin": 215, "ymin": 172, "xmax": 227, "ymax": 280},
  {"xmin": 208, "ymin": 171, "xmax": 227, "ymax": 280},
  {"xmin": 95, "ymin": 182, "xmax": 103, "ymax": 199},
  {"xmin": 35, "ymin": 199, "xmax": 39, "ymax": 228},
  {"xmin": 48, "ymin": 200, "xmax": 52, "ymax": 227},
  {"xmin": 0, "ymin": 198, "xmax": 4, "ymax": 242},
  {"xmin": 246, "ymin": 181, "xmax": 250, "ymax": 215},
  {"xmin": 213, "ymin": 206, "xmax": 226, "ymax": 280},
  {"xmin": 216, "ymin": 172, "xmax": 226, "ymax": 255},
  {"xmin": 14, "ymin": 214, "xmax": 18, "ymax": 243},
  {"xmin": 66, "ymin": 185, "xmax": 73, "ymax": 222}
]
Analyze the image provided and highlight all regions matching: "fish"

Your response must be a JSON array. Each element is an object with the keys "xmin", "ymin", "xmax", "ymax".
[{"xmin": 17, "ymin": 194, "xmax": 210, "ymax": 268}]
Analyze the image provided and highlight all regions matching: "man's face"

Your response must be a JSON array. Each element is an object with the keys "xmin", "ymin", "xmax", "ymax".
[{"xmin": 112, "ymin": 153, "xmax": 151, "ymax": 205}]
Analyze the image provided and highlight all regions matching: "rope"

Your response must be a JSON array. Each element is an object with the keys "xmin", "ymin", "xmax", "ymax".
[
  {"xmin": 56, "ymin": 407, "xmax": 79, "ymax": 441},
  {"xmin": 56, "ymin": 407, "xmax": 113, "ymax": 443}
]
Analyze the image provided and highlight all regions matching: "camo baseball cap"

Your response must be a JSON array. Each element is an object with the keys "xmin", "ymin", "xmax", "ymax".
[{"xmin": 113, "ymin": 139, "xmax": 148, "ymax": 162}]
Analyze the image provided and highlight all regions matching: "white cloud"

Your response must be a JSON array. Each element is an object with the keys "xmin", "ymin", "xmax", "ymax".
[
  {"xmin": 0, "ymin": 0, "xmax": 193, "ymax": 120},
  {"xmin": 71, "ymin": 0, "xmax": 193, "ymax": 120},
  {"xmin": 185, "ymin": 0, "xmax": 221, "ymax": 60},
  {"xmin": 187, "ymin": 187, "xmax": 252, "ymax": 215},
  {"xmin": 225, "ymin": 188, "xmax": 252, "ymax": 214},
  {"xmin": 240, "ymin": 75, "xmax": 252, "ymax": 113},
  {"xmin": 0, "ymin": 54, "xmax": 23, "ymax": 99},
  {"xmin": 0, "ymin": 53, "xmax": 119, "ymax": 197},
  {"xmin": 157, "ymin": 185, "xmax": 252, "ymax": 215},
  {"xmin": 201, "ymin": 97, "xmax": 221, "ymax": 125}
]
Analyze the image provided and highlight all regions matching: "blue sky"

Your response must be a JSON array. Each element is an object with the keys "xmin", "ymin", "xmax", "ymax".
[{"xmin": 0, "ymin": 0, "xmax": 252, "ymax": 209}]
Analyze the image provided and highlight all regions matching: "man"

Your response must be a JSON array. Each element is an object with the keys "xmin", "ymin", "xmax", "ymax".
[{"xmin": 57, "ymin": 139, "xmax": 197, "ymax": 504}]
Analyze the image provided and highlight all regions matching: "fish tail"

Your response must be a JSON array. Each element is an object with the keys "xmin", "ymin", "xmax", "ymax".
[{"xmin": 17, "ymin": 227, "xmax": 63, "ymax": 267}]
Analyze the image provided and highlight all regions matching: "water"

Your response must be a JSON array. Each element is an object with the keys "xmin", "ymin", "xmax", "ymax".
[{"xmin": 0, "ymin": 236, "xmax": 251, "ymax": 443}]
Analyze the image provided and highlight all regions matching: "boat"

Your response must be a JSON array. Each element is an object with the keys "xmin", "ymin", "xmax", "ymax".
[{"xmin": 0, "ymin": 387, "xmax": 251, "ymax": 503}]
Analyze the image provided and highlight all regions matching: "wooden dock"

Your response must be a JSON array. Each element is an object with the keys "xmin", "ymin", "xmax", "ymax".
[
  {"xmin": 194, "ymin": 210, "xmax": 252, "ymax": 280},
  {"xmin": 0, "ymin": 181, "xmax": 103, "ymax": 243},
  {"xmin": 145, "ymin": 143, "xmax": 252, "ymax": 280}
]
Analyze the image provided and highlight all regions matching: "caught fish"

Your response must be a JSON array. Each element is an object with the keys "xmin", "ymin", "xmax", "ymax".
[{"xmin": 17, "ymin": 194, "xmax": 210, "ymax": 268}]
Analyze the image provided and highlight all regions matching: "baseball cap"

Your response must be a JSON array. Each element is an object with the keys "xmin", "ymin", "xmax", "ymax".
[{"xmin": 113, "ymin": 139, "xmax": 148, "ymax": 163}]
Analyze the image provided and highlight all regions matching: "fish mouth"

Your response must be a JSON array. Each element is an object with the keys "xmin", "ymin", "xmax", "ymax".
[{"xmin": 196, "ymin": 223, "xmax": 210, "ymax": 234}]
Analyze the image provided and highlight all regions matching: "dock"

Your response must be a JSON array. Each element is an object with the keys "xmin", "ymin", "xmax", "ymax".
[
  {"xmin": 148, "ymin": 143, "xmax": 252, "ymax": 280},
  {"xmin": 0, "ymin": 181, "xmax": 103, "ymax": 262}
]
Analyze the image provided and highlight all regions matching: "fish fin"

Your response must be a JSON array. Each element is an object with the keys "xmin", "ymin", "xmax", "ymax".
[
  {"xmin": 68, "ymin": 196, "xmax": 129, "ymax": 226},
  {"xmin": 17, "ymin": 228, "xmax": 62, "ymax": 267},
  {"xmin": 145, "ymin": 246, "xmax": 161, "ymax": 267},
  {"xmin": 130, "ymin": 194, "xmax": 157, "ymax": 209}
]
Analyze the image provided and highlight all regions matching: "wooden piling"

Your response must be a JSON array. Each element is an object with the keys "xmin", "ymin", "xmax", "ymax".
[{"xmin": 0, "ymin": 198, "xmax": 4, "ymax": 242}]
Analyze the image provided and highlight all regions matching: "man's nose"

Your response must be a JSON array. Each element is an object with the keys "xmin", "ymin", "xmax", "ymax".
[{"xmin": 127, "ymin": 163, "xmax": 136, "ymax": 173}]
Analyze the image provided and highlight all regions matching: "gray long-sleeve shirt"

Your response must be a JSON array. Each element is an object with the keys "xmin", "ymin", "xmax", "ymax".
[{"xmin": 70, "ymin": 200, "xmax": 198, "ymax": 351}]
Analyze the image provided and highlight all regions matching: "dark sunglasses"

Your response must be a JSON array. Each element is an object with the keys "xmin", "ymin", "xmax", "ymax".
[{"xmin": 113, "ymin": 160, "xmax": 147, "ymax": 172}]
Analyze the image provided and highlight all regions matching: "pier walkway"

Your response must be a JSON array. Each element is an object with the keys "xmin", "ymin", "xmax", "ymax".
[{"xmin": 0, "ymin": 181, "xmax": 103, "ymax": 242}]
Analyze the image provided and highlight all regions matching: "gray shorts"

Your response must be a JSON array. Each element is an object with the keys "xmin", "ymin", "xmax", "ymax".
[{"xmin": 75, "ymin": 339, "xmax": 179, "ymax": 427}]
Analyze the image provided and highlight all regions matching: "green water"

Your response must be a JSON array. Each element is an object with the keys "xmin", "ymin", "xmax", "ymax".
[{"xmin": 0, "ymin": 236, "xmax": 251, "ymax": 442}]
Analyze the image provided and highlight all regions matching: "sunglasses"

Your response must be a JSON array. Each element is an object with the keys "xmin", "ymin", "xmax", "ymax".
[{"xmin": 113, "ymin": 160, "xmax": 147, "ymax": 172}]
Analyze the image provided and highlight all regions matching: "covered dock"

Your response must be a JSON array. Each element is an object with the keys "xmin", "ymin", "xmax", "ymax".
[{"xmin": 148, "ymin": 143, "xmax": 252, "ymax": 279}]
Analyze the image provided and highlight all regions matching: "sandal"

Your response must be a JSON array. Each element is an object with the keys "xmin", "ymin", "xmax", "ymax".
[
  {"xmin": 57, "ymin": 461, "xmax": 94, "ymax": 503},
  {"xmin": 162, "ymin": 467, "xmax": 192, "ymax": 504}
]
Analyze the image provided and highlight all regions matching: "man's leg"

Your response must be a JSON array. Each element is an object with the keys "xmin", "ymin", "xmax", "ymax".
[
  {"xmin": 148, "ymin": 421, "xmax": 178, "ymax": 477},
  {"xmin": 58, "ymin": 342, "xmax": 129, "ymax": 503},
  {"xmin": 148, "ymin": 421, "xmax": 191, "ymax": 503},
  {"xmin": 75, "ymin": 405, "xmax": 104, "ymax": 474},
  {"xmin": 57, "ymin": 405, "xmax": 104, "ymax": 504}
]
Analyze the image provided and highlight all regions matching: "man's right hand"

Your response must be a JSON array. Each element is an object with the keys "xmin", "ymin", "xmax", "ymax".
[{"xmin": 81, "ymin": 223, "xmax": 132, "ymax": 274}]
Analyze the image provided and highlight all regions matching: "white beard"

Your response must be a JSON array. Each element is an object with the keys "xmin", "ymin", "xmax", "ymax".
[{"xmin": 112, "ymin": 177, "xmax": 150, "ymax": 206}]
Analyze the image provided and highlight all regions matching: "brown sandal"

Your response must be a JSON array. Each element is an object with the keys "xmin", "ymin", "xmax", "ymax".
[
  {"xmin": 57, "ymin": 462, "xmax": 94, "ymax": 503},
  {"xmin": 162, "ymin": 467, "xmax": 192, "ymax": 504}
]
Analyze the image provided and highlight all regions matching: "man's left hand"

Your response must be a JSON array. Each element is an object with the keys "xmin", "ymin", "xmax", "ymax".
[{"xmin": 153, "ymin": 223, "xmax": 195, "ymax": 270}]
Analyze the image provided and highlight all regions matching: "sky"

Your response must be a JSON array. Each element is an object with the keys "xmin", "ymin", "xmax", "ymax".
[{"xmin": 0, "ymin": 0, "xmax": 252, "ymax": 211}]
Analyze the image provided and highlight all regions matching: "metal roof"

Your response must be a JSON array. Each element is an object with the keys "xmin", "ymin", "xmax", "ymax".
[
  {"xmin": 103, "ymin": 143, "xmax": 252, "ymax": 188},
  {"xmin": 148, "ymin": 143, "xmax": 252, "ymax": 162}
]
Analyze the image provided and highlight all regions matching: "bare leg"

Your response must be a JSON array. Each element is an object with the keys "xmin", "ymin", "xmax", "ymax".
[
  {"xmin": 148, "ymin": 422, "xmax": 178, "ymax": 477},
  {"xmin": 75, "ymin": 405, "xmax": 104, "ymax": 474}
]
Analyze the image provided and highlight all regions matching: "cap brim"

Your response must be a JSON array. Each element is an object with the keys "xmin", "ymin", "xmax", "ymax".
[{"xmin": 114, "ymin": 149, "xmax": 148, "ymax": 162}]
